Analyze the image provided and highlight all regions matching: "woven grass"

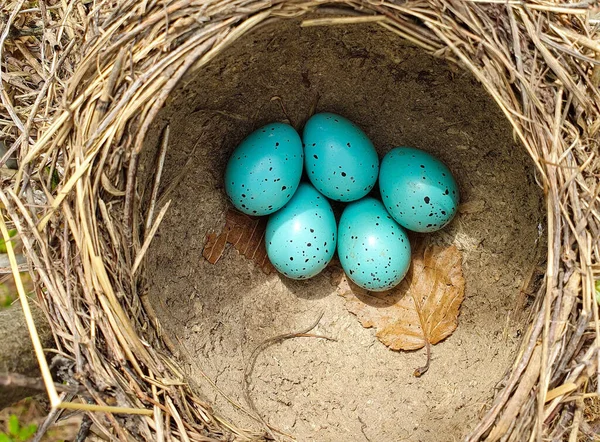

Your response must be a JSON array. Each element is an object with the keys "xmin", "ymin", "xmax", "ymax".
[{"xmin": 1, "ymin": 0, "xmax": 599, "ymax": 440}]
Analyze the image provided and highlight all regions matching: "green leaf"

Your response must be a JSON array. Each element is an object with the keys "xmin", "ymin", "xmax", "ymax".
[
  {"xmin": 0, "ymin": 433, "xmax": 13, "ymax": 442},
  {"xmin": 17, "ymin": 424, "xmax": 37, "ymax": 441},
  {"xmin": 44, "ymin": 167, "xmax": 61, "ymax": 192},
  {"xmin": 51, "ymin": 171, "xmax": 60, "ymax": 192},
  {"xmin": 7, "ymin": 415, "xmax": 19, "ymax": 437},
  {"xmin": 0, "ymin": 229, "xmax": 17, "ymax": 254},
  {"xmin": 1, "ymin": 297, "xmax": 13, "ymax": 308},
  {"xmin": 595, "ymin": 279, "xmax": 600, "ymax": 305}
]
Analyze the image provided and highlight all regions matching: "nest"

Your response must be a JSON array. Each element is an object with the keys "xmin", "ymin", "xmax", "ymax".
[{"xmin": 1, "ymin": 0, "xmax": 599, "ymax": 440}]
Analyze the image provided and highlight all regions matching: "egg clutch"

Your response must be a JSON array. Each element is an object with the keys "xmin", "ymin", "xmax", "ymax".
[{"xmin": 224, "ymin": 113, "xmax": 459, "ymax": 292}]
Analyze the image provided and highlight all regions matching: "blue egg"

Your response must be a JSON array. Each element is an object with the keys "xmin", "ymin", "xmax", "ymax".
[
  {"xmin": 379, "ymin": 147, "xmax": 459, "ymax": 233},
  {"xmin": 337, "ymin": 197, "xmax": 411, "ymax": 291},
  {"xmin": 303, "ymin": 113, "xmax": 379, "ymax": 202},
  {"xmin": 266, "ymin": 183, "xmax": 337, "ymax": 280},
  {"xmin": 225, "ymin": 123, "xmax": 303, "ymax": 216}
]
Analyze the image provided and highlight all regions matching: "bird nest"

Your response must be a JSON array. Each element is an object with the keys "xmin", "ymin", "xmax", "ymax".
[{"xmin": 1, "ymin": 0, "xmax": 599, "ymax": 441}]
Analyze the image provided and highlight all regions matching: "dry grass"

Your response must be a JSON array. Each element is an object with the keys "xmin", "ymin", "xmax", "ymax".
[{"xmin": 1, "ymin": 0, "xmax": 599, "ymax": 440}]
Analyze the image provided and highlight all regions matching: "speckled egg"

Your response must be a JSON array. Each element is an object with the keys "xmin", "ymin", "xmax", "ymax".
[
  {"xmin": 303, "ymin": 113, "xmax": 379, "ymax": 202},
  {"xmin": 337, "ymin": 197, "xmax": 411, "ymax": 291},
  {"xmin": 225, "ymin": 123, "xmax": 303, "ymax": 216},
  {"xmin": 266, "ymin": 183, "xmax": 337, "ymax": 280},
  {"xmin": 379, "ymin": 147, "xmax": 459, "ymax": 233}
]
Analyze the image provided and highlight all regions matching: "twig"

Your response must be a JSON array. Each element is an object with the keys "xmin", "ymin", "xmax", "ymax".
[
  {"xmin": 0, "ymin": 0, "xmax": 29, "ymax": 135},
  {"xmin": 131, "ymin": 200, "xmax": 171, "ymax": 275},
  {"xmin": 0, "ymin": 214, "xmax": 60, "ymax": 406},
  {"xmin": 568, "ymin": 395, "xmax": 585, "ymax": 442},
  {"xmin": 22, "ymin": 37, "xmax": 77, "ymax": 163},
  {"xmin": 301, "ymin": 15, "xmax": 387, "ymax": 27},
  {"xmin": 487, "ymin": 345, "xmax": 542, "ymax": 441},
  {"xmin": 358, "ymin": 415, "xmax": 372, "ymax": 442},
  {"xmin": 0, "ymin": 373, "xmax": 80, "ymax": 393},
  {"xmin": 552, "ymin": 312, "xmax": 591, "ymax": 385},
  {"xmin": 91, "ymin": 47, "xmax": 128, "ymax": 196},
  {"xmin": 75, "ymin": 413, "xmax": 93, "ymax": 442},
  {"xmin": 156, "ymin": 138, "xmax": 200, "ymax": 208},
  {"xmin": 173, "ymin": 334, "xmax": 292, "ymax": 439},
  {"xmin": 166, "ymin": 396, "xmax": 191, "ymax": 442},
  {"xmin": 145, "ymin": 124, "xmax": 170, "ymax": 235},
  {"xmin": 467, "ymin": 310, "xmax": 545, "ymax": 440},
  {"xmin": 32, "ymin": 392, "xmax": 72, "ymax": 442},
  {"xmin": 243, "ymin": 312, "xmax": 334, "ymax": 440},
  {"xmin": 123, "ymin": 150, "xmax": 139, "ymax": 250}
]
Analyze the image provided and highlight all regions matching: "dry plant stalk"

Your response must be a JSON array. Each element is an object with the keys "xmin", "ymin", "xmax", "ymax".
[{"xmin": 1, "ymin": 0, "xmax": 599, "ymax": 441}]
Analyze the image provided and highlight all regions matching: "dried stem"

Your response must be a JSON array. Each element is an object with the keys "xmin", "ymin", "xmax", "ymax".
[{"xmin": 243, "ymin": 311, "xmax": 333, "ymax": 440}]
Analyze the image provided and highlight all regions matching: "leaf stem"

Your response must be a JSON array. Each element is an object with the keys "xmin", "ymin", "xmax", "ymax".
[{"xmin": 414, "ymin": 339, "xmax": 431, "ymax": 377}]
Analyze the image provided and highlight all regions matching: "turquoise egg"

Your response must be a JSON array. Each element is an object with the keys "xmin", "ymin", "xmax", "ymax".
[
  {"xmin": 379, "ymin": 147, "xmax": 459, "ymax": 233},
  {"xmin": 303, "ymin": 113, "xmax": 379, "ymax": 202},
  {"xmin": 266, "ymin": 183, "xmax": 337, "ymax": 280},
  {"xmin": 225, "ymin": 123, "xmax": 303, "ymax": 216},
  {"xmin": 337, "ymin": 197, "xmax": 411, "ymax": 291}
]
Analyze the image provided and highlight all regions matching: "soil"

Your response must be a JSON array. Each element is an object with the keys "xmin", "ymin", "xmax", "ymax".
[{"xmin": 140, "ymin": 20, "xmax": 545, "ymax": 442}]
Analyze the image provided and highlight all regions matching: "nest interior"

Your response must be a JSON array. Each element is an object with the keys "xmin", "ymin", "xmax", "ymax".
[{"xmin": 139, "ymin": 20, "xmax": 545, "ymax": 441}]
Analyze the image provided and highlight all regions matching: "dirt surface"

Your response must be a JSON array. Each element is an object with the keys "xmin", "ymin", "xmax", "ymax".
[{"xmin": 141, "ymin": 20, "xmax": 545, "ymax": 442}]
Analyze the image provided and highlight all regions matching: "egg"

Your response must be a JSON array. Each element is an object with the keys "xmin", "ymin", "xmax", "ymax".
[
  {"xmin": 266, "ymin": 183, "xmax": 337, "ymax": 279},
  {"xmin": 379, "ymin": 147, "xmax": 459, "ymax": 233},
  {"xmin": 337, "ymin": 197, "xmax": 411, "ymax": 291},
  {"xmin": 225, "ymin": 123, "xmax": 303, "ymax": 216},
  {"xmin": 303, "ymin": 113, "xmax": 379, "ymax": 202}
]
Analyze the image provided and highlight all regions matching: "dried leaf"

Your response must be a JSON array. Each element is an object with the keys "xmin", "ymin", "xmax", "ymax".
[
  {"xmin": 338, "ymin": 240, "xmax": 465, "ymax": 374},
  {"xmin": 203, "ymin": 209, "xmax": 274, "ymax": 274},
  {"xmin": 203, "ymin": 232, "xmax": 228, "ymax": 264}
]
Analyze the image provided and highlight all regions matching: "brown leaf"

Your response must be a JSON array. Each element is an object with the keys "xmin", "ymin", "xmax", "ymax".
[
  {"xmin": 202, "ymin": 208, "xmax": 274, "ymax": 274},
  {"xmin": 203, "ymin": 232, "xmax": 227, "ymax": 264},
  {"xmin": 338, "ymin": 240, "xmax": 465, "ymax": 372}
]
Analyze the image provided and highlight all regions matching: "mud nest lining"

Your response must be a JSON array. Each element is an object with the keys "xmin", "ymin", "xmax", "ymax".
[{"xmin": 1, "ymin": 1, "xmax": 599, "ymax": 441}]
